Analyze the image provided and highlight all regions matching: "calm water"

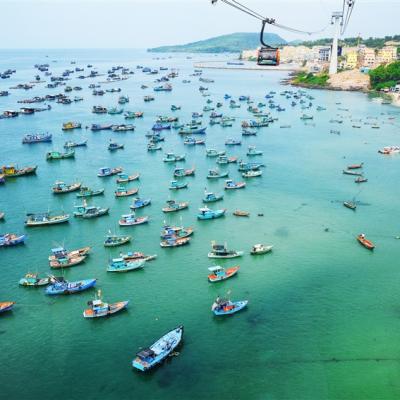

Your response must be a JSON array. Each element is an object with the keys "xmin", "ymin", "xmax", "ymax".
[{"xmin": 1, "ymin": 49, "xmax": 400, "ymax": 400}]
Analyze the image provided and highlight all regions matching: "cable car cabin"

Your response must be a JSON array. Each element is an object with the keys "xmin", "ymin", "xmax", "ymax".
[{"xmin": 257, "ymin": 47, "xmax": 280, "ymax": 66}]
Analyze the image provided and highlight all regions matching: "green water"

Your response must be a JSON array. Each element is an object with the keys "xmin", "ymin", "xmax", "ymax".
[{"xmin": 1, "ymin": 49, "xmax": 400, "ymax": 400}]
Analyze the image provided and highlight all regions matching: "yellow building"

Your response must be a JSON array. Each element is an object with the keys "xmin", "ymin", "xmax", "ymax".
[
  {"xmin": 377, "ymin": 46, "xmax": 397, "ymax": 64},
  {"xmin": 346, "ymin": 51, "xmax": 358, "ymax": 69},
  {"xmin": 360, "ymin": 48, "xmax": 376, "ymax": 67}
]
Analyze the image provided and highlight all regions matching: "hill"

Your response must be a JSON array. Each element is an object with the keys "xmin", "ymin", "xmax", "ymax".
[{"xmin": 148, "ymin": 32, "xmax": 287, "ymax": 53}]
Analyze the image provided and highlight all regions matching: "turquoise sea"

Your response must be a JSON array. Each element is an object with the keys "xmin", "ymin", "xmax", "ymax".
[{"xmin": 1, "ymin": 49, "xmax": 400, "ymax": 400}]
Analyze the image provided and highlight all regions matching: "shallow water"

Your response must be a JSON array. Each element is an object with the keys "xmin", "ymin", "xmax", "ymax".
[{"xmin": 1, "ymin": 49, "xmax": 400, "ymax": 400}]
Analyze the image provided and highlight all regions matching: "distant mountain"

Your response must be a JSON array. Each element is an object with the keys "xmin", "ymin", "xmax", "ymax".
[{"xmin": 148, "ymin": 32, "xmax": 287, "ymax": 53}]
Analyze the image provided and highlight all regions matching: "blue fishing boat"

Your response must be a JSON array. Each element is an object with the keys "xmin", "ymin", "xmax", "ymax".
[
  {"xmin": 97, "ymin": 167, "xmax": 123, "ymax": 177},
  {"xmin": 132, "ymin": 325, "xmax": 184, "ymax": 372},
  {"xmin": 107, "ymin": 257, "xmax": 145, "ymax": 272},
  {"xmin": 0, "ymin": 233, "xmax": 26, "ymax": 247},
  {"xmin": 130, "ymin": 198, "xmax": 151, "ymax": 210},
  {"xmin": 22, "ymin": 133, "xmax": 52, "ymax": 144},
  {"xmin": 178, "ymin": 126, "xmax": 206, "ymax": 135},
  {"xmin": 207, "ymin": 168, "xmax": 229, "ymax": 179},
  {"xmin": 45, "ymin": 277, "xmax": 97, "ymax": 295},
  {"xmin": 203, "ymin": 191, "xmax": 224, "ymax": 203},
  {"xmin": 152, "ymin": 123, "xmax": 171, "ymax": 131},
  {"xmin": 83, "ymin": 290, "xmax": 129, "ymax": 318},
  {"xmin": 211, "ymin": 297, "xmax": 248, "ymax": 316},
  {"xmin": 169, "ymin": 180, "xmax": 188, "ymax": 190},
  {"xmin": 183, "ymin": 136, "xmax": 205, "ymax": 145},
  {"xmin": 74, "ymin": 201, "xmax": 109, "ymax": 219},
  {"xmin": 171, "ymin": 105, "xmax": 181, "ymax": 111},
  {"xmin": 197, "ymin": 207, "xmax": 226, "ymax": 220}
]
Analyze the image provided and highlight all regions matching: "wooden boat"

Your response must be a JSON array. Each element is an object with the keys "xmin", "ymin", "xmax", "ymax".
[
  {"xmin": 242, "ymin": 170, "xmax": 262, "ymax": 178},
  {"xmin": 378, "ymin": 146, "xmax": 400, "ymax": 155},
  {"xmin": 343, "ymin": 169, "xmax": 363, "ymax": 176},
  {"xmin": 25, "ymin": 212, "xmax": 69, "ymax": 226},
  {"xmin": 161, "ymin": 225, "xmax": 194, "ymax": 239},
  {"xmin": 108, "ymin": 141, "xmax": 124, "ymax": 151},
  {"xmin": 174, "ymin": 167, "xmax": 195, "ymax": 177},
  {"xmin": 115, "ymin": 186, "xmax": 139, "ymax": 197},
  {"xmin": 119, "ymin": 214, "xmax": 149, "ymax": 226},
  {"xmin": 46, "ymin": 150, "xmax": 75, "ymax": 160},
  {"xmin": 343, "ymin": 201, "xmax": 356, "ymax": 210},
  {"xmin": 178, "ymin": 126, "xmax": 207, "ymax": 135},
  {"xmin": 147, "ymin": 142, "xmax": 162, "ymax": 151},
  {"xmin": 163, "ymin": 153, "xmax": 186, "ymax": 162},
  {"xmin": 238, "ymin": 162, "xmax": 264, "ymax": 172},
  {"xmin": 97, "ymin": 167, "xmax": 123, "ymax": 177},
  {"xmin": 207, "ymin": 169, "xmax": 229, "ymax": 179},
  {"xmin": 74, "ymin": 202, "xmax": 109, "ymax": 219},
  {"xmin": 64, "ymin": 140, "xmax": 87, "ymax": 148},
  {"xmin": 112, "ymin": 124, "xmax": 135, "ymax": 132},
  {"xmin": 250, "ymin": 244, "xmax": 273, "ymax": 255},
  {"xmin": 130, "ymin": 197, "xmax": 151, "ymax": 210},
  {"xmin": 0, "ymin": 302, "xmax": 15, "ymax": 314},
  {"xmin": 355, "ymin": 177, "xmax": 368, "ymax": 183},
  {"xmin": 104, "ymin": 233, "xmax": 131, "ymax": 247},
  {"xmin": 169, "ymin": 180, "xmax": 188, "ymax": 190},
  {"xmin": 116, "ymin": 172, "xmax": 139, "ymax": 183},
  {"xmin": 246, "ymin": 146, "xmax": 263, "ymax": 156},
  {"xmin": 197, "ymin": 207, "xmax": 226, "ymax": 220},
  {"xmin": 121, "ymin": 252, "xmax": 157, "ymax": 262},
  {"xmin": 107, "ymin": 258, "xmax": 145, "ymax": 272},
  {"xmin": 183, "ymin": 137, "xmax": 205, "ymax": 146},
  {"xmin": 206, "ymin": 149, "xmax": 225, "ymax": 157},
  {"xmin": 225, "ymin": 138, "xmax": 241, "ymax": 146},
  {"xmin": 211, "ymin": 297, "xmax": 248, "ymax": 316},
  {"xmin": 203, "ymin": 191, "xmax": 224, "ymax": 203},
  {"xmin": 1, "ymin": 165, "xmax": 37, "ymax": 177},
  {"xmin": 162, "ymin": 200, "xmax": 189, "ymax": 213},
  {"xmin": 76, "ymin": 186, "xmax": 104, "ymax": 198},
  {"xmin": 208, "ymin": 242, "xmax": 243, "ymax": 259},
  {"xmin": 62, "ymin": 121, "xmax": 81, "ymax": 130},
  {"xmin": 357, "ymin": 234, "xmax": 375, "ymax": 250},
  {"xmin": 46, "ymin": 277, "xmax": 97, "ymax": 295},
  {"xmin": 49, "ymin": 253, "xmax": 86, "ymax": 269},
  {"xmin": 347, "ymin": 163, "xmax": 363, "ymax": 170},
  {"xmin": 224, "ymin": 179, "xmax": 246, "ymax": 190},
  {"xmin": 52, "ymin": 181, "xmax": 81, "ymax": 194},
  {"xmin": 0, "ymin": 233, "xmax": 26, "ymax": 247},
  {"xmin": 160, "ymin": 236, "xmax": 190, "ymax": 247},
  {"xmin": 242, "ymin": 129, "xmax": 257, "ymax": 136},
  {"xmin": 48, "ymin": 246, "xmax": 90, "ymax": 268},
  {"xmin": 233, "ymin": 210, "xmax": 249, "ymax": 217},
  {"xmin": 22, "ymin": 133, "xmax": 52, "ymax": 144},
  {"xmin": 208, "ymin": 266, "xmax": 239, "ymax": 282},
  {"xmin": 83, "ymin": 291, "xmax": 128, "ymax": 318},
  {"xmin": 19, "ymin": 273, "xmax": 49, "ymax": 286},
  {"xmin": 132, "ymin": 325, "xmax": 184, "ymax": 372}
]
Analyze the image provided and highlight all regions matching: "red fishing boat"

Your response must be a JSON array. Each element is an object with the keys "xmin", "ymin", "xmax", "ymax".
[{"xmin": 357, "ymin": 234, "xmax": 374, "ymax": 250}]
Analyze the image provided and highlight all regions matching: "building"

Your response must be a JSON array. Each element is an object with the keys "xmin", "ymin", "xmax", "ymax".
[
  {"xmin": 376, "ymin": 46, "xmax": 397, "ymax": 64},
  {"xmin": 359, "ymin": 47, "xmax": 376, "ymax": 68},
  {"xmin": 346, "ymin": 51, "xmax": 358, "ymax": 69}
]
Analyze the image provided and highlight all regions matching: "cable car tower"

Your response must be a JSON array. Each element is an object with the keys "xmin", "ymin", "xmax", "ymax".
[{"xmin": 329, "ymin": 12, "xmax": 343, "ymax": 75}]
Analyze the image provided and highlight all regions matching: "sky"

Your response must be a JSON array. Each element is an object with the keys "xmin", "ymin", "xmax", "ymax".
[{"xmin": 1, "ymin": 0, "xmax": 399, "ymax": 48}]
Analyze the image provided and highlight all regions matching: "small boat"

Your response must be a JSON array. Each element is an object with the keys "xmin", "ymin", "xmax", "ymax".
[
  {"xmin": 357, "ymin": 234, "xmax": 375, "ymax": 250},
  {"xmin": 242, "ymin": 129, "xmax": 257, "ymax": 136},
  {"xmin": 19, "ymin": 273, "xmax": 49, "ymax": 287},
  {"xmin": 224, "ymin": 179, "xmax": 246, "ymax": 190},
  {"xmin": 48, "ymin": 246, "xmax": 90, "ymax": 262},
  {"xmin": 1, "ymin": 165, "xmax": 37, "ymax": 177},
  {"xmin": 108, "ymin": 141, "xmax": 124, "ymax": 151},
  {"xmin": 233, "ymin": 210, "xmax": 249, "ymax": 217},
  {"xmin": 207, "ymin": 168, "xmax": 229, "ymax": 179},
  {"xmin": 183, "ymin": 137, "xmax": 205, "ymax": 146},
  {"xmin": 250, "ymin": 244, "xmax": 273, "ymax": 255},
  {"xmin": 203, "ymin": 191, "xmax": 224, "ymax": 203},
  {"xmin": 76, "ymin": 186, "xmax": 104, "ymax": 198},
  {"xmin": 211, "ymin": 297, "xmax": 248, "ymax": 316},
  {"xmin": 49, "ymin": 247, "xmax": 87, "ymax": 269},
  {"xmin": 130, "ymin": 198, "xmax": 151, "ymax": 210},
  {"xmin": 208, "ymin": 266, "xmax": 239, "ymax": 282},
  {"xmin": 120, "ymin": 252, "xmax": 157, "ymax": 262},
  {"xmin": 246, "ymin": 145, "xmax": 263, "ymax": 156},
  {"xmin": 0, "ymin": 233, "xmax": 26, "ymax": 247},
  {"xmin": 160, "ymin": 236, "xmax": 190, "ymax": 247},
  {"xmin": 25, "ymin": 212, "xmax": 69, "ymax": 226},
  {"xmin": 206, "ymin": 149, "xmax": 225, "ymax": 157},
  {"xmin": 74, "ymin": 201, "xmax": 109, "ymax": 219},
  {"xmin": 115, "ymin": 185, "xmax": 139, "ymax": 197},
  {"xmin": 208, "ymin": 242, "xmax": 243, "ymax": 259},
  {"xmin": 108, "ymin": 107, "xmax": 124, "ymax": 115},
  {"xmin": 225, "ymin": 138, "xmax": 241, "ymax": 146},
  {"xmin": 197, "ymin": 207, "xmax": 226, "ymax": 220},
  {"xmin": 104, "ymin": 232, "xmax": 131, "ymax": 247},
  {"xmin": 116, "ymin": 172, "xmax": 139, "ymax": 183},
  {"xmin": 171, "ymin": 105, "xmax": 181, "ymax": 111},
  {"xmin": 378, "ymin": 146, "xmax": 400, "ymax": 155},
  {"xmin": 64, "ymin": 140, "xmax": 87, "ymax": 148},
  {"xmin": 173, "ymin": 167, "xmax": 195, "ymax": 177},
  {"xmin": 162, "ymin": 200, "xmax": 189, "ymax": 213},
  {"xmin": 22, "ymin": 133, "xmax": 52, "ymax": 144},
  {"xmin": 343, "ymin": 201, "xmax": 356, "ymax": 210},
  {"xmin": 0, "ymin": 302, "xmax": 15, "ymax": 314},
  {"xmin": 52, "ymin": 181, "xmax": 81, "ymax": 194},
  {"xmin": 46, "ymin": 150, "xmax": 75, "ymax": 160},
  {"xmin": 161, "ymin": 225, "xmax": 194, "ymax": 239},
  {"xmin": 132, "ymin": 325, "xmax": 184, "ymax": 372},
  {"xmin": 91, "ymin": 124, "xmax": 113, "ymax": 131},
  {"xmin": 46, "ymin": 276, "xmax": 97, "ymax": 295},
  {"xmin": 355, "ymin": 177, "xmax": 368, "ymax": 183},
  {"xmin": 62, "ymin": 121, "xmax": 81, "ymax": 131},
  {"xmin": 112, "ymin": 124, "xmax": 135, "ymax": 132},
  {"xmin": 107, "ymin": 257, "xmax": 145, "ymax": 272},
  {"xmin": 343, "ymin": 169, "xmax": 363, "ymax": 176},
  {"xmin": 97, "ymin": 167, "xmax": 123, "ymax": 177},
  {"xmin": 147, "ymin": 142, "xmax": 162, "ymax": 151},
  {"xmin": 169, "ymin": 180, "xmax": 188, "ymax": 190},
  {"xmin": 300, "ymin": 114, "xmax": 313, "ymax": 120},
  {"xmin": 163, "ymin": 153, "xmax": 186, "ymax": 162},
  {"xmin": 242, "ymin": 170, "xmax": 262, "ymax": 178},
  {"xmin": 178, "ymin": 126, "xmax": 207, "ymax": 135},
  {"xmin": 347, "ymin": 163, "xmax": 363, "ymax": 170},
  {"xmin": 84, "ymin": 290, "xmax": 128, "ymax": 318},
  {"xmin": 119, "ymin": 214, "xmax": 149, "ymax": 226}
]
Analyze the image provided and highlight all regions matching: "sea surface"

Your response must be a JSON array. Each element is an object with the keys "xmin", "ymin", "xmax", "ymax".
[{"xmin": 1, "ymin": 49, "xmax": 400, "ymax": 400}]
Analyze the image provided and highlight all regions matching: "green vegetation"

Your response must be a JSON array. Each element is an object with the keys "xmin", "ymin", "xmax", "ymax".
[
  {"xmin": 293, "ymin": 72, "xmax": 329, "ymax": 87},
  {"xmin": 369, "ymin": 61, "xmax": 400, "ymax": 90},
  {"xmin": 148, "ymin": 32, "xmax": 286, "ymax": 53},
  {"xmin": 300, "ymin": 35, "xmax": 400, "ymax": 49}
]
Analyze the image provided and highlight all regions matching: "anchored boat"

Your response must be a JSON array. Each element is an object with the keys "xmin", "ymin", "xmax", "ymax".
[
  {"xmin": 46, "ymin": 276, "xmax": 97, "ymax": 295},
  {"xmin": 107, "ymin": 257, "xmax": 145, "ymax": 272},
  {"xmin": 208, "ymin": 242, "xmax": 243, "ymax": 259},
  {"xmin": 208, "ymin": 266, "xmax": 239, "ymax": 282},
  {"xmin": 211, "ymin": 297, "xmax": 248, "ymax": 316}
]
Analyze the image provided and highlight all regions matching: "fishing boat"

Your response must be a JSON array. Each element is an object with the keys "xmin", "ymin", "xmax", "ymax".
[
  {"xmin": 161, "ymin": 225, "xmax": 194, "ymax": 239},
  {"xmin": 108, "ymin": 107, "xmax": 123, "ymax": 115},
  {"xmin": 147, "ymin": 142, "xmax": 162, "ymax": 151},
  {"xmin": 250, "ymin": 244, "xmax": 273, "ymax": 255},
  {"xmin": 144, "ymin": 95, "xmax": 155, "ymax": 102},
  {"xmin": 116, "ymin": 172, "xmax": 139, "ymax": 183},
  {"xmin": 233, "ymin": 210, "xmax": 249, "ymax": 217},
  {"xmin": 46, "ymin": 276, "xmax": 97, "ymax": 295},
  {"xmin": 197, "ymin": 207, "xmax": 226, "ymax": 220},
  {"xmin": 343, "ymin": 169, "xmax": 363, "ymax": 176},
  {"xmin": 52, "ymin": 181, "xmax": 81, "ymax": 194},
  {"xmin": 163, "ymin": 153, "xmax": 186, "ymax": 162},
  {"xmin": 208, "ymin": 242, "xmax": 243, "ymax": 259},
  {"xmin": 242, "ymin": 170, "xmax": 262, "ymax": 178},
  {"xmin": 19, "ymin": 273, "xmax": 49, "ymax": 286},
  {"xmin": 171, "ymin": 105, "xmax": 181, "ymax": 111},
  {"xmin": 25, "ymin": 212, "xmax": 70, "ymax": 226},
  {"xmin": 242, "ymin": 129, "xmax": 257, "ymax": 136},
  {"xmin": 74, "ymin": 201, "xmax": 109, "ymax": 218},
  {"xmin": 208, "ymin": 266, "xmax": 239, "ymax": 282},
  {"xmin": 130, "ymin": 198, "xmax": 151, "ymax": 210},
  {"xmin": 355, "ymin": 177, "xmax": 368, "ymax": 183},
  {"xmin": 178, "ymin": 126, "xmax": 206, "ymax": 135},
  {"xmin": 104, "ymin": 232, "xmax": 131, "ymax": 247},
  {"xmin": 76, "ymin": 186, "xmax": 104, "ymax": 198},
  {"xmin": 22, "ymin": 133, "xmax": 52, "ymax": 144},
  {"xmin": 107, "ymin": 257, "xmax": 145, "ymax": 272},
  {"xmin": 357, "ymin": 234, "xmax": 375, "ymax": 250},
  {"xmin": 132, "ymin": 325, "xmax": 184, "ymax": 372},
  {"xmin": 1, "ymin": 165, "xmax": 37, "ymax": 177},
  {"xmin": 224, "ymin": 179, "xmax": 246, "ymax": 190},
  {"xmin": 378, "ymin": 146, "xmax": 400, "ymax": 155},
  {"xmin": 343, "ymin": 201, "xmax": 356, "ymax": 210},
  {"xmin": 62, "ymin": 121, "xmax": 81, "ymax": 131},
  {"xmin": 115, "ymin": 185, "xmax": 138, "ymax": 197},
  {"xmin": 203, "ymin": 191, "xmax": 224, "ymax": 203},
  {"xmin": 225, "ymin": 138, "xmax": 241, "ymax": 146},
  {"xmin": 91, "ymin": 124, "xmax": 113, "ymax": 131},
  {"xmin": 211, "ymin": 297, "xmax": 248, "ymax": 316},
  {"xmin": 347, "ymin": 163, "xmax": 363, "ymax": 170},
  {"xmin": 64, "ymin": 140, "xmax": 87, "ymax": 148},
  {"xmin": 49, "ymin": 247, "xmax": 87, "ymax": 269},
  {"xmin": 84, "ymin": 290, "xmax": 128, "ymax": 318},
  {"xmin": 169, "ymin": 180, "xmax": 188, "ymax": 190},
  {"xmin": 108, "ymin": 141, "xmax": 124, "ymax": 151},
  {"xmin": 97, "ymin": 167, "xmax": 123, "ymax": 177},
  {"xmin": 0, "ymin": 302, "xmax": 15, "ymax": 314},
  {"xmin": 160, "ymin": 236, "xmax": 190, "ymax": 247},
  {"xmin": 46, "ymin": 150, "xmax": 75, "ymax": 160},
  {"xmin": 300, "ymin": 114, "xmax": 313, "ymax": 120},
  {"xmin": 162, "ymin": 200, "xmax": 189, "ymax": 213},
  {"xmin": 183, "ymin": 137, "xmax": 205, "ymax": 146},
  {"xmin": 152, "ymin": 123, "xmax": 171, "ymax": 131},
  {"xmin": 118, "ymin": 95, "xmax": 129, "ymax": 105},
  {"xmin": 120, "ymin": 251, "xmax": 157, "ymax": 262},
  {"xmin": 207, "ymin": 168, "xmax": 229, "ymax": 179},
  {"xmin": 173, "ymin": 167, "xmax": 195, "ymax": 177},
  {"xmin": 0, "ymin": 233, "xmax": 26, "ymax": 247},
  {"xmin": 206, "ymin": 149, "xmax": 225, "ymax": 157},
  {"xmin": 119, "ymin": 214, "xmax": 149, "ymax": 226},
  {"xmin": 112, "ymin": 124, "xmax": 135, "ymax": 132},
  {"xmin": 246, "ymin": 145, "xmax": 263, "ymax": 156}
]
